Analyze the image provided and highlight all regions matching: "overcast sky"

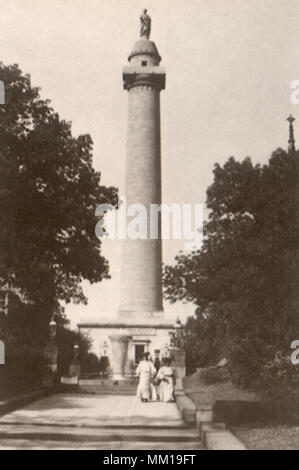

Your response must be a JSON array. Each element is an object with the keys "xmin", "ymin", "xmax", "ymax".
[{"xmin": 1, "ymin": 0, "xmax": 298, "ymax": 325}]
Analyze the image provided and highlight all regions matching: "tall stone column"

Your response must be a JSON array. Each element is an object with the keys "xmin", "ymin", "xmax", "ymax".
[
  {"xmin": 109, "ymin": 335, "xmax": 132, "ymax": 381},
  {"xmin": 119, "ymin": 31, "xmax": 166, "ymax": 318}
]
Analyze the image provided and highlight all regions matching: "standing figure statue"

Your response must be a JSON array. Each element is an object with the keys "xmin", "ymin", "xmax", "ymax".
[{"xmin": 140, "ymin": 9, "xmax": 151, "ymax": 39}]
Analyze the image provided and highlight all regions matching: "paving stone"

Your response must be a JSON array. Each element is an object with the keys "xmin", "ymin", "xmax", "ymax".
[{"xmin": 0, "ymin": 393, "xmax": 204, "ymax": 450}]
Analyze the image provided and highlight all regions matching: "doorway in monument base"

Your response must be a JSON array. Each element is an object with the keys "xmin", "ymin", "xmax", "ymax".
[
  {"xmin": 133, "ymin": 339, "xmax": 151, "ymax": 364},
  {"xmin": 135, "ymin": 344, "xmax": 145, "ymax": 364}
]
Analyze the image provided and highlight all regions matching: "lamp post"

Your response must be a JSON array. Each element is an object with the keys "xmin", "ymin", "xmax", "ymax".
[
  {"xmin": 169, "ymin": 318, "xmax": 186, "ymax": 383},
  {"xmin": 68, "ymin": 343, "xmax": 81, "ymax": 382},
  {"xmin": 49, "ymin": 318, "xmax": 57, "ymax": 344},
  {"xmin": 73, "ymin": 344, "xmax": 79, "ymax": 362},
  {"xmin": 168, "ymin": 330, "xmax": 175, "ymax": 348},
  {"xmin": 43, "ymin": 317, "xmax": 58, "ymax": 382}
]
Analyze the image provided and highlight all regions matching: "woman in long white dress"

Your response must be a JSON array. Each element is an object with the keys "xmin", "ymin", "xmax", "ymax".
[
  {"xmin": 136, "ymin": 353, "xmax": 156, "ymax": 402},
  {"xmin": 157, "ymin": 358, "xmax": 175, "ymax": 402}
]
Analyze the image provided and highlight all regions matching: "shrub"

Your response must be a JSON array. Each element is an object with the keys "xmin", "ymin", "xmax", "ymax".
[{"xmin": 0, "ymin": 343, "xmax": 46, "ymax": 395}]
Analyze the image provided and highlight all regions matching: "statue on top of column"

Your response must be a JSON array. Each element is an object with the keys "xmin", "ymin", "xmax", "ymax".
[{"xmin": 140, "ymin": 9, "xmax": 151, "ymax": 39}]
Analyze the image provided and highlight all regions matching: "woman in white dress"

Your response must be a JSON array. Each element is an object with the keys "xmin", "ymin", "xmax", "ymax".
[
  {"xmin": 136, "ymin": 353, "xmax": 157, "ymax": 402},
  {"xmin": 157, "ymin": 358, "xmax": 175, "ymax": 402}
]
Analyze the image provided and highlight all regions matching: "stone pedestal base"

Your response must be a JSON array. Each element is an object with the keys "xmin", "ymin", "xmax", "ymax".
[
  {"xmin": 69, "ymin": 362, "xmax": 81, "ymax": 377},
  {"xmin": 61, "ymin": 376, "xmax": 79, "ymax": 385},
  {"xmin": 43, "ymin": 344, "xmax": 58, "ymax": 374},
  {"xmin": 168, "ymin": 347, "xmax": 186, "ymax": 380},
  {"xmin": 109, "ymin": 334, "xmax": 132, "ymax": 381}
]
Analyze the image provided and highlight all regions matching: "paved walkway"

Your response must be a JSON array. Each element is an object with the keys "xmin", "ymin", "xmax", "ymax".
[{"xmin": 0, "ymin": 394, "xmax": 203, "ymax": 450}]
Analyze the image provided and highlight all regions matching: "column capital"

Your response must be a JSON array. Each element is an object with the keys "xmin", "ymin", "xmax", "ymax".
[{"xmin": 123, "ymin": 66, "xmax": 165, "ymax": 91}]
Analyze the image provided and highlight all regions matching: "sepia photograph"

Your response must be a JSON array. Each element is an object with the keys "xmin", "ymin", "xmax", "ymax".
[{"xmin": 0, "ymin": 0, "xmax": 298, "ymax": 455}]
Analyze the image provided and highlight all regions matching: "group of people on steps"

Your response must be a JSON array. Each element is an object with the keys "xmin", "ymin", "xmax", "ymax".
[{"xmin": 136, "ymin": 352, "xmax": 175, "ymax": 403}]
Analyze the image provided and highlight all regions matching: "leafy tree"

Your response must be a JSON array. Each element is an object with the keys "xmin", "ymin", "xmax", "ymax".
[
  {"xmin": 0, "ymin": 63, "xmax": 118, "ymax": 345},
  {"xmin": 56, "ymin": 325, "xmax": 92, "ymax": 376},
  {"xmin": 164, "ymin": 150, "xmax": 299, "ymax": 392}
]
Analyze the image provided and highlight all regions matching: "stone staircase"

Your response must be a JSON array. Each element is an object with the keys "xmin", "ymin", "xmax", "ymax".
[
  {"xmin": 58, "ymin": 377, "xmax": 139, "ymax": 396},
  {"xmin": 0, "ymin": 393, "xmax": 203, "ymax": 450}
]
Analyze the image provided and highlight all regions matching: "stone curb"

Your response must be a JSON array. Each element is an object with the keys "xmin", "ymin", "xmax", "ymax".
[
  {"xmin": 175, "ymin": 394, "xmax": 246, "ymax": 449},
  {"xmin": 175, "ymin": 394, "xmax": 197, "ymax": 425},
  {"xmin": 203, "ymin": 428, "xmax": 246, "ymax": 450},
  {"xmin": 0, "ymin": 388, "xmax": 52, "ymax": 417},
  {"xmin": 195, "ymin": 407, "xmax": 246, "ymax": 450}
]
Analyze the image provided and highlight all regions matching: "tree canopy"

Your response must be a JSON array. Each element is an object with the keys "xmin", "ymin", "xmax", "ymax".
[
  {"xmin": 0, "ymin": 63, "xmax": 118, "ymax": 343},
  {"xmin": 164, "ymin": 150, "xmax": 299, "ymax": 391}
]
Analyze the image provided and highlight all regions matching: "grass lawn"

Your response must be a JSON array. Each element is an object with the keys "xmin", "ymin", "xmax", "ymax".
[
  {"xmin": 232, "ymin": 425, "xmax": 299, "ymax": 450},
  {"xmin": 185, "ymin": 380, "xmax": 260, "ymax": 406},
  {"xmin": 184, "ymin": 372, "xmax": 299, "ymax": 449}
]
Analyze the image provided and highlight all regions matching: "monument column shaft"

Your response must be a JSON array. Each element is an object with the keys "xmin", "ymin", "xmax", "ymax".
[
  {"xmin": 127, "ymin": 87, "xmax": 161, "ymax": 208},
  {"xmin": 119, "ymin": 84, "xmax": 163, "ymax": 315}
]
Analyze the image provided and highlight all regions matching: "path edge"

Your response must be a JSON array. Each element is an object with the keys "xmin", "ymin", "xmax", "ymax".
[
  {"xmin": 0, "ymin": 388, "xmax": 53, "ymax": 417},
  {"xmin": 175, "ymin": 387, "xmax": 247, "ymax": 450}
]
